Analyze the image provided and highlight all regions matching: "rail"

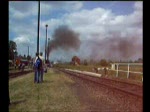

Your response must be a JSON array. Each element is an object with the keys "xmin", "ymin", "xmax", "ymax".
[{"xmin": 59, "ymin": 68, "xmax": 143, "ymax": 98}]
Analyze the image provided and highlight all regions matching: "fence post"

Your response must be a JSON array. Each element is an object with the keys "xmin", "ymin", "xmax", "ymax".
[
  {"xmin": 116, "ymin": 64, "xmax": 119, "ymax": 77},
  {"xmin": 127, "ymin": 64, "xmax": 130, "ymax": 78}
]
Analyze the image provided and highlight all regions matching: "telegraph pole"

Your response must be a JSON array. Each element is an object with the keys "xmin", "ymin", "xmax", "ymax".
[
  {"xmin": 37, "ymin": 1, "xmax": 40, "ymax": 54},
  {"xmin": 45, "ymin": 24, "xmax": 48, "ymax": 63},
  {"xmin": 28, "ymin": 46, "xmax": 29, "ymax": 56},
  {"xmin": 47, "ymin": 38, "xmax": 50, "ymax": 61}
]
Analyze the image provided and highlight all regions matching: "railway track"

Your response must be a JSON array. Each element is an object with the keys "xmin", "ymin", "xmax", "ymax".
[
  {"xmin": 9, "ymin": 70, "xmax": 33, "ymax": 79},
  {"xmin": 58, "ymin": 68, "xmax": 143, "ymax": 98}
]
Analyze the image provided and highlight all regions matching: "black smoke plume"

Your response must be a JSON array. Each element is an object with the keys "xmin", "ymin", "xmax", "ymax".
[{"xmin": 47, "ymin": 25, "xmax": 81, "ymax": 57}]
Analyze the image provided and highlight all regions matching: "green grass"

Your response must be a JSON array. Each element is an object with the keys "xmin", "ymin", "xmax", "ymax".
[
  {"xmin": 54, "ymin": 64, "xmax": 143, "ymax": 82},
  {"xmin": 118, "ymin": 65, "xmax": 143, "ymax": 72},
  {"xmin": 9, "ymin": 69, "xmax": 84, "ymax": 112},
  {"xmin": 54, "ymin": 64, "xmax": 107, "ymax": 72}
]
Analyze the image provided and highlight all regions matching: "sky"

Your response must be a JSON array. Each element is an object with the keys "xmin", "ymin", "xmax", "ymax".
[{"xmin": 9, "ymin": 1, "xmax": 143, "ymax": 62}]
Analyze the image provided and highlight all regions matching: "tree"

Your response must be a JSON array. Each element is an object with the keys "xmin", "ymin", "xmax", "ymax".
[
  {"xmin": 129, "ymin": 59, "xmax": 133, "ymax": 63},
  {"xmin": 99, "ymin": 59, "xmax": 108, "ymax": 66},
  {"xmin": 9, "ymin": 40, "xmax": 17, "ymax": 60},
  {"xmin": 23, "ymin": 54, "xmax": 26, "ymax": 59},
  {"xmin": 83, "ymin": 59, "xmax": 88, "ymax": 65},
  {"xmin": 108, "ymin": 59, "xmax": 113, "ymax": 63},
  {"xmin": 27, "ymin": 55, "xmax": 31, "ymax": 61},
  {"xmin": 89, "ymin": 59, "xmax": 95, "ymax": 65},
  {"xmin": 71, "ymin": 56, "xmax": 80, "ymax": 65},
  {"xmin": 18, "ymin": 54, "xmax": 23, "ymax": 59},
  {"xmin": 8, "ymin": 40, "xmax": 17, "ymax": 106},
  {"xmin": 138, "ymin": 58, "xmax": 143, "ymax": 63}
]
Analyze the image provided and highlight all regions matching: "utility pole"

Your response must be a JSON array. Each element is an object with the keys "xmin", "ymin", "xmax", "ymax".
[
  {"xmin": 45, "ymin": 24, "xmax": 48, "ymax": 63},
  {"xmin": 28, "ymin": 46, "xmax": 29, "ymax": 56},
  {"xmin": 37, "ymin": 1, "xmax": 40, "ymax": 54},
  {"xmin": 47, "ymin": 38, "xmax": 50, "ymax": 61},
  {"xmin": 13, "ymin": 50, "xmax": 16, "ymax": 66}
]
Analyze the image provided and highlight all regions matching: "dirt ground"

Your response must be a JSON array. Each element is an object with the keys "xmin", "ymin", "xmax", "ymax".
[{"xmin": 65, "ymin": 73, "xmax": 143, "ymax": 112}]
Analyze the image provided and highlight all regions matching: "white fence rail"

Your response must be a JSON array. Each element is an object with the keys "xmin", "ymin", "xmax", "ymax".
[{"xmin": 110, "ymin": 63, "xmax": 143, "ymax": 81}]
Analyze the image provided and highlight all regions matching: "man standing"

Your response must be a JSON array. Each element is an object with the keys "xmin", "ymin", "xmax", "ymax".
[
  {"xmin": 33, "ymin": 52, "xmax": 39, "ymax": 83},
  {"xmin": 39, "ymin": 52, "xmax": 45, "ymax": 82}
]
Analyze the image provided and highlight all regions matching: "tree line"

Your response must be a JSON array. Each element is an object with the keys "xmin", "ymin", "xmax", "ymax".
[{"xmin": 9, "ymin": 40, "xmax": 31, "ymax": 61}]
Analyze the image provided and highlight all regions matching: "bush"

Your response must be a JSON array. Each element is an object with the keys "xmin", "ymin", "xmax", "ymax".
[
  {"xmin": 99, "ymin": 59, "xmax": 108, "ymax": 66},
  {"xmin": 83, "ymin": 59, "xmax": 88, "ymax": 66}
]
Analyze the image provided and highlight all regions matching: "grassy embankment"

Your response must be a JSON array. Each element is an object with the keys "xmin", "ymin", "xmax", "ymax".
[{"xmin": 9, "ymin": 69, "xmax": 84, "ymax": 112}]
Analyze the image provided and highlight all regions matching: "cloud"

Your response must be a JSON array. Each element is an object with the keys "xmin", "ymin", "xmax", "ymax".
[
  {"xmin": 9, "ymin": 1, "xmax": 83, "ymax": 20},
  {"xmin": 9, "ymin": 1, "xmax": 143, "ymax": 61},
  {"xmin": 134, "ymin": 1, "xmax": 143, "ymax": 10},
  {"xmin": 63, "ymin": 1, "xmax": 83, "ymax": 11},
  {"xmin": 41, "ymin": 1, "xmax": 83, "ymax": 12},
  {"xmin": 14, "ymin": 36, "xmax": 28, "ymax": 43},
  {"xmin": 13, "ymin": 35, "xmax": 33, "ymax": 45},
  {"xmin": 61, "ymin": 4, "xmax": 142, "ymax": 42},
  {"xmin": 13, "ymin": 35, "xmax": 36, "ymax": 56},
  {"xmin": 9, "ymin": 1, "xmax": 38, "ymax": 19},
  {"xmin": 48, "ymin": 2, "xmax": 142, "ymax": 61},
  {"xmin": 9, "ymin": 1, "xmax": 35, "ymax": 12}
]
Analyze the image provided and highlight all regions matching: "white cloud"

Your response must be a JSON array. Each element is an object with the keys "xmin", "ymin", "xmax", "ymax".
[
  {"xmin": 9, "ymin": 1, "xmax": 83, "ymax": 19},
  {"xmin": 42, "ymin": 1, "xmax": 83, "ymax": 11},
  {"xmin": 42, "ymin": 2, "xmax": 142, "ymax": 61},
  {"xmin": 40, "ymin": 19, "xmax": 63, "ymax": 30},
  {"xmin": 9, "ymin": 1, "xmax": 143, "ymax": 60},
  {"xmin": 9, "ymin": 1, "xmax": 38, "ymax": 19},
  {"xmin": 63, "ymin": 1, "xmax": 83, "ymax": 11},
  {"xmin": 134, "ymin": 1, "xmax": 143, "ymax": 11},
  {"xmin": 13, "ymin": 35, "xmax": 34, "ymax": 45},
  {"xmin": 40, "ymin": 2, "xmax": 52, "ymax": 16},
  {"xmin": 13, "ymin": 35, "xmax": 36, "ymax": 56}
]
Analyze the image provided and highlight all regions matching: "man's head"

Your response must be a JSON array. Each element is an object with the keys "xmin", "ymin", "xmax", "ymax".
[
  {"xmin": 40, "ymin": 52, "xmax": 43, "ymax": 56},
  {"xmin": 36, "ymin": 52, "xmax": 39, "ymax": 56}
]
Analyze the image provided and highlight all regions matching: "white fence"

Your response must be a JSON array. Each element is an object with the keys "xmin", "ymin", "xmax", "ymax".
[{"xmin": 110, "ymin": 63, "xmax": 143, "ymax": 81}]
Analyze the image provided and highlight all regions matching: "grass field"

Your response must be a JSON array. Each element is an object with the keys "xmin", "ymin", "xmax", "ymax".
[
  {"xmin": 118, "ymin": 65, "xmax": 143, "ymax": 72},
  {"xmin": 9, "ymin": 66, "xmax": 143, "ymax": 111},
  {"xmin": 9, "ymin": 69, "xmax": 84, "ymax": 112},
  {"xmin": 54, "ymin": 64, "xmax": 106, "ymax": 72},
  {"xmin": 54, "ymin": 64, "xmax": 143, "ymax": 72},
  {"xmin": 54, "ymin": 64, "xmax": 143, "ymax": 82}
]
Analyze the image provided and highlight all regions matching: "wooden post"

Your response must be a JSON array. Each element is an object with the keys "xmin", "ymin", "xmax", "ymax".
[
  {"xmin": 116, "ymin": 64, "xmax": 119, "ymax": 77},
  {"xmin": 127, "ymin": 64, "xmax": 130, "ymax": 78},
  {"xmin": 45, "ymin": 24, "xmax": 48, "ymax": 63}
]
